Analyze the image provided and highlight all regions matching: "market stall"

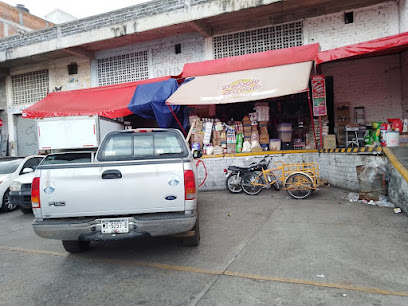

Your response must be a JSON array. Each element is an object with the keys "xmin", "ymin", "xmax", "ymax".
[
  {"xmin": 316, "ymin": 31, "xmax": 408, "ymax": 148},
  {"xmin": 22, "ymin": 76, "xmax": 188, "ymax": 132},
  {"xmin": 166, "ymin": 44, "xmax": 321, "ymax": 156}
]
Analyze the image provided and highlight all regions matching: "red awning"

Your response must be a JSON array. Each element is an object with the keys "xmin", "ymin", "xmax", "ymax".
[
  {"xmin": 316, "ymin": 32, "xmax": 408, "ymax": 65},
  {"xmin": 180, "ymin": 43, "xmax": 320, "ymax": 78},
  {"xmin": 167, "ymin": 44, "xmax": 319, "ymax": 105},
  {"xmin": 23, "ymin": 76, "xmax": 171, "ymax": 119}
]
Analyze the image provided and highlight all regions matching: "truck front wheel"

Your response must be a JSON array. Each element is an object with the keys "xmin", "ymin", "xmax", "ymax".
[{"xmin": 62, "ymin": 240, "xmax": 91, "ymax": 253}]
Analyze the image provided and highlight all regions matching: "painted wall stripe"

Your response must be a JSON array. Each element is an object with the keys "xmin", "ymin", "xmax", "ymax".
[{"xmin": 383, "ymin": 147, "xmax": 408, "ymax": 183}]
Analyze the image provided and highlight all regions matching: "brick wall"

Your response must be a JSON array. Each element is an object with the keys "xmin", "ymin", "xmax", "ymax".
[
  {"xmin": 197, "ymin": 153, "xmax": 385, "ymax": 192},
  {"xmin": 401, "ymin": 51, "xmax": 408, "ymax": 118},
  {"xmin": 0, "ymin": 0, "xmax": 184, "ymax": 51},
  {"xmin": 304, "ymin": 2, "xmax": 398, "ymax": 51},
  {"xmin": 0, "ymin": 2, "xmax": 20, "ymax": 25},
  {"xmin": 321, "ymin": 54, "xmax": 403, "ymax": 123},
  {"xmin": 0, "ymin": 2, "xmax": 51, "ymax": 38}
]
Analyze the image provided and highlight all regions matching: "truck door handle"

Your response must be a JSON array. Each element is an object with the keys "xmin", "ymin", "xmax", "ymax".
[{"xmin": 102, "ymin": 170, "xmax": 122, "ymax": 179}]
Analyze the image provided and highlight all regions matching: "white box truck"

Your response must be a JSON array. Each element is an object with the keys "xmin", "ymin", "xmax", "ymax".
[{"xmin": 37, "ymin": 116, "xmax": 123, "ymax": 151}]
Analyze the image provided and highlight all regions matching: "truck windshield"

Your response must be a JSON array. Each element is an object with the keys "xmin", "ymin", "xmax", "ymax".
[{"xmin": 98, "ymin": 131, "xmax": 188, "ymax": 161}]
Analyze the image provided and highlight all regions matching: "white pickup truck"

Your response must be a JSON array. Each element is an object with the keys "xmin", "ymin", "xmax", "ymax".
[{"xmin": 32, "ymin": 129, "xmax": 201, "ymax": 253}]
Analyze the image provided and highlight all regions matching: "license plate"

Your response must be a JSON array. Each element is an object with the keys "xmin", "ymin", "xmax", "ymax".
[{"xmin": 101, "ymin": 218, "xmax": 129, "ymax": 234}]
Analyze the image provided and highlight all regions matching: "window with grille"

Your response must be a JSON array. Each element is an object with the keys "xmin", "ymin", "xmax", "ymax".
[
  {"xmin": 97, "ymin": 51, "xmax": 149, "ymax": 86},
  {"xmin": 11, "ymin": 70, "xmax": 49, "ymax": 106},
  {"xmin": 213, "ymin": 21, "xmax": 303, "ymax": 59}
]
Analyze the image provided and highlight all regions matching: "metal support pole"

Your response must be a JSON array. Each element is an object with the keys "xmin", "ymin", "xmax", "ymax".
[
  {"xmin": 308, "ymin": 91, "xmax": 318, "ymax": 149},
  {"xmin": 167, "ymin": 105, "xmax": 187, "ymax": 137}
]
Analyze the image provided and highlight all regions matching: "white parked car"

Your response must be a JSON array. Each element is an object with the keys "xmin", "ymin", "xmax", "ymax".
[{"xmin": 0, "ymin": 156, "xmax": 44, "ymax": 213}]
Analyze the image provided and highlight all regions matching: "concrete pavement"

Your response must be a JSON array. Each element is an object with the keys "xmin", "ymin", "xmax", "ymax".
[{"xmin": 1, "ymin": 186, "xmax": 408, "ymax": 305}]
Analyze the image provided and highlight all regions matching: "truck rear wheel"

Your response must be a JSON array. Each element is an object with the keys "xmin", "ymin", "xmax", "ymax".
[
  {"xmin": 182, "ymin": 219, "xmax": 200, "ymax": 247},
  {"xmin": 62, "ymin": 240, "xmax": 91, "ymax": 253}
]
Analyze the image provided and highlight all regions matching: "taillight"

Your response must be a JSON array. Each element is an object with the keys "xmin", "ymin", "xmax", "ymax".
[
  {"xmin": 184, "ymin": 170, "xmax": 196, "ymax": 200},
  {"xmin": 31, "ymin": 177, "xmax": 41, "ymax": 208}
]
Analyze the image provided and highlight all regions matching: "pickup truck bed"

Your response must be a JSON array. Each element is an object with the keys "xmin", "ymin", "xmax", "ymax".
[{"xmin": 32, "ymin": 129, "xmax": 200, "ymax": 252}]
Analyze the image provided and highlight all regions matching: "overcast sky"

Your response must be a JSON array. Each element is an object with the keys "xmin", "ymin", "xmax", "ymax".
[{"xmin": 3, "ymin": 0, "xmax": 151, "ymax": 19}]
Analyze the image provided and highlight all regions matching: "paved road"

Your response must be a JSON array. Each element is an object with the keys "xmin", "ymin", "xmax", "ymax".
[{"xmin": 1, "ymin": 187, "xmax": 408, "ymax": 305}]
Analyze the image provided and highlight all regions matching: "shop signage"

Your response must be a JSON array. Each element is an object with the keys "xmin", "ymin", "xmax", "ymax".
[
  {"xmin": 222, "ymin": 79, "xmax": 261, "ymax": 98},
  {"xmin": 312, "ymin": 75, "xmax": 327, "ymax": 116}
]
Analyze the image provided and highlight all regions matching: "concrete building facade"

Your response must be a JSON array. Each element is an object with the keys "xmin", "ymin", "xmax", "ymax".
[{"xmin": 0, "ymin": 0, "xmax": 407, "ymax": 156}]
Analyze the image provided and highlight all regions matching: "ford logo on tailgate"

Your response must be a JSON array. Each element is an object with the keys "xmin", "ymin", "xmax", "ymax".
[{"xmin": 165, "ymin": 195, "xmax": 177, "ymax": 201}]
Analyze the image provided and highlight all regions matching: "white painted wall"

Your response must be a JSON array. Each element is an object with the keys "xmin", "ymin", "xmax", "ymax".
[
  {"xmin": 6, "ymin": 57, "xmax": 91, "ymax": 155},
  {"xmin": 399, "ymin": 0, "xmax": 408, "ymax": 32},
  {"xmin": 49, "ymin": 58, "xmax": 91, "ymax": 91},
  {"xmin": 92, "ymin": 32, "xmax": 204, "ymax": 83},
  {"xmin": 304, "ymin": 2, "xmax": 399, "ymax": 51},
  {"xmin": 321, "ymin": 54, "xmax": 403, "ymax": 123}
]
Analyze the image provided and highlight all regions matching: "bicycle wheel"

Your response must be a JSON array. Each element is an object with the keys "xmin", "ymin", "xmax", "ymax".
[
  {"xmin": 269, "ymin": 173, "xmax": 280, "ymax": 191},
  {"xmin": 241, "ymin": 172, "xmax": 264, "ymax": 195},
  {"xmin": 284, "ymin": 172, "xmax": 313, "ymax": 199}
]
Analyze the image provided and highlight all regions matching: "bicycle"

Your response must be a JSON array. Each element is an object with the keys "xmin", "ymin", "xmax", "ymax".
[{"xmin": 241, "ymin": 159, "xmax": 320, "ymax": 199}]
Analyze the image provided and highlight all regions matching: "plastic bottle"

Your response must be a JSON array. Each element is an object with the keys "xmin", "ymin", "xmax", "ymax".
[{"xmin": 236, "ymin": 133, "xmax": 243, "ymax": 153}]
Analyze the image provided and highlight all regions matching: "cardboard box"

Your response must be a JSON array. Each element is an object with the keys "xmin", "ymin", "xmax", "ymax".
[
  {"xmin": 258, "ymin": 121, "xmax": 268, "ymax": 127},
  {"xmin": 195, "ymin": 120, "xmax": 203, "ymax": 131},
  {"xmin": 259, "ymin": 126, "xmax": 268, "ymax": 135},
  {"xmin": 212, "ymin": 131, "xmax": 221, "ymax": 140},
  {"xmin": 227, "ymin": 143, "xmax": 237, "ymax": 154},
  {"xmin": 193, "ymin": 132, "xmax": 203, "ymax": 142},
  {"xmin": 251, "ymin": 146, "xmax": 263, "ymax": 152},
  {"xmin": 213, "ymin": 140, "xmax": 221, "ymax": 147},
  {"xmin": 323, "ymin": 134, "xmax": 337, "ymax": 149}
]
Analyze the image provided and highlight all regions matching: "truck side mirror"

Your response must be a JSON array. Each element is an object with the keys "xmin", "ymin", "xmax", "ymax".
[
  {"xmin": 192, "ymin": 150, "xmax": 203, "ymax": 159},
  {"xmin": 22, "ymin": 168, "xmax": 34, "ymax": 174}
]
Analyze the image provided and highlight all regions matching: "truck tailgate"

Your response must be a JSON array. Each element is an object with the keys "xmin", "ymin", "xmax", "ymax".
[{"xmin": 40, "ymin": 160, "xmax": 186, "ymax": 218}]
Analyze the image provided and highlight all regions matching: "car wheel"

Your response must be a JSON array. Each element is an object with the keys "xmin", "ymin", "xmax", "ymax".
[
  {"xmin": 20, "ymin": 206, "xmax": 33, "ymax": 214},
  {"xmin": 0, "ymin": 189, "xmax": 17, "ymax": 213},
  {"xmin": 62, "ymin": 240, "xmax": 91, "ymax": 253}
]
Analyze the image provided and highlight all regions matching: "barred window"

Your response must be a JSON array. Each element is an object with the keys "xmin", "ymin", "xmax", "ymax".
[
  {"xmin": 97, "ymin": 51, "xmax": 149, "ymax": 86},
  {"xmin": 11, "ymin": 70, "xmax": 49, "ymax": 106},
  {"xmin": 213, "ymin": 21, "xmax": 303, "ymax": 59}
]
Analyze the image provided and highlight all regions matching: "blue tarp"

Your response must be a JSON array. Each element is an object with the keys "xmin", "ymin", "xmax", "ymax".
[{"xmin": 127, "ymin": 78, "xmax": 188, "ymax": 131}]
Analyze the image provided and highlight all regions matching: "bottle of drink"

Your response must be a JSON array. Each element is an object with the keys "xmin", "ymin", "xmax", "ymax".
[{"xmin": 236, "ymin": 133, "xmax": 243, "ymax": 153}]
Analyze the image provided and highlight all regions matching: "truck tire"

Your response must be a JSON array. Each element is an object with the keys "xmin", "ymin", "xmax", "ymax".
[
  {"xmin": 20, "ymin": 207, "xmax": 32, "ymax": 214},
  {"xmin": 182, "ymin": 219, "xmax": 200, "ymax": 247},
  {"xmin": 62, "ymin": 240, "xmax": 91, "ymax": 253}
]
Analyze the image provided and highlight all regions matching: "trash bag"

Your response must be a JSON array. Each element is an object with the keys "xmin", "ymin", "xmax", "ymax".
[{"xmin": 356, "ymin": 159, "xmax": 387, "ymax": 201}]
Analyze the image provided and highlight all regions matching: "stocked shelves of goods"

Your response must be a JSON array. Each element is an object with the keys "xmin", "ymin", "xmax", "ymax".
[
  {"xmin": 313, "ymin": 118, "xmax": 329, "ymax": 148},
  {"xmin": 189, "ymin": 117, "xmax": 271, "ymax": 156},
  {"xmin": 336, "ymin": 105, "xmax": 350, "ymax": 147}
]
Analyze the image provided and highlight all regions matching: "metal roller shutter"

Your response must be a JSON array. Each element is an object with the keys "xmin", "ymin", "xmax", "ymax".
[{"xmin": 15, "ymin": 115, "xmax": 38, "ymax": 156}]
